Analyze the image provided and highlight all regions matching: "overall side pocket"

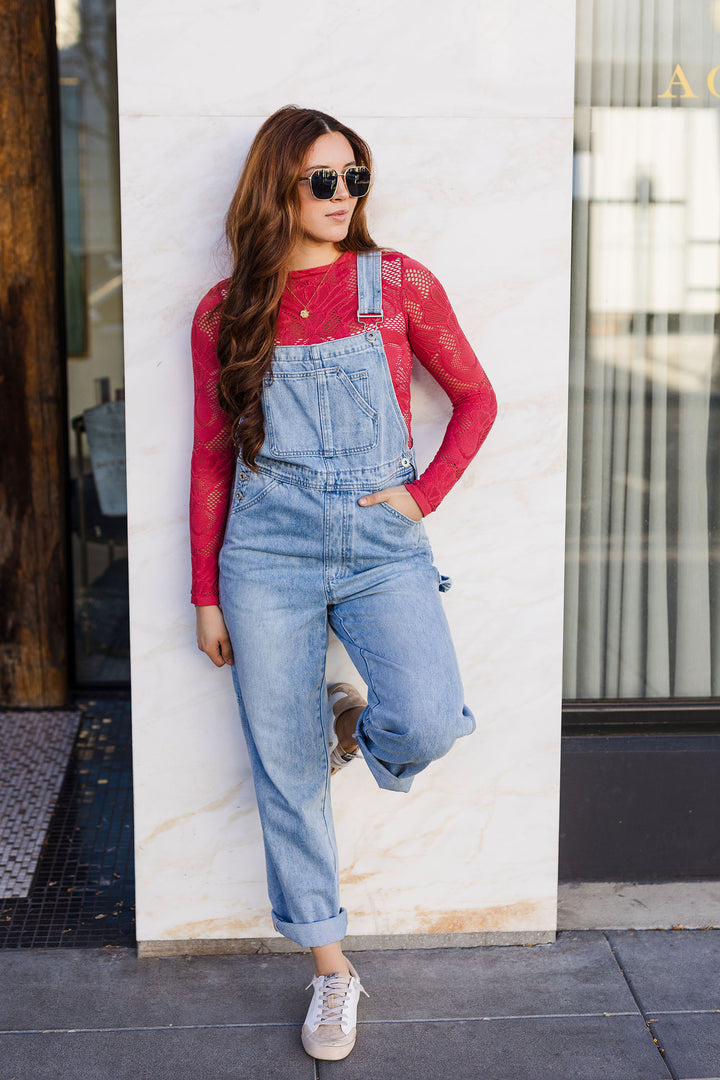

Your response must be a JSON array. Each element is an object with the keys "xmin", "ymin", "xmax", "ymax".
[{"xmin": 230, "ymin": 468, "xmax": 278, "ymax": 514}]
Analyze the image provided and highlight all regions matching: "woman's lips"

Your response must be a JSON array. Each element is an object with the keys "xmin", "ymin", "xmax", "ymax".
[{"xmin": 326, "ymin": 210, "xmax": 348, "ymax": 220}]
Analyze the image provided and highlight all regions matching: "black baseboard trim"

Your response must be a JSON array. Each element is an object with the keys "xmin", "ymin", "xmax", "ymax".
[
  {"xmin": 563, "ymin": 698, "xmax": 720, "ymax": 736},
  {"xmin": 559, "ymin": 731, "xmax": 720, "ymax": 881}
]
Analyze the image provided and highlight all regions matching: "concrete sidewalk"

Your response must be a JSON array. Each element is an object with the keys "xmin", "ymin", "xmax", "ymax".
[{"xmin": 0, "ymin": 930, "xmax": 718, "ymax": 1079}]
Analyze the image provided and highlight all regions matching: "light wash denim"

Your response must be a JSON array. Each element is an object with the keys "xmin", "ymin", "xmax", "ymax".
[{"xmin": 218, "ymin": 253, "xmax": 475, "ymax": 948}]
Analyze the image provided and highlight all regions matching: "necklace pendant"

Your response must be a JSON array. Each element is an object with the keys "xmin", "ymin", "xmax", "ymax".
[{"xmin": 300, "ymin": 308, "xmax": 309, "ymax": 319}]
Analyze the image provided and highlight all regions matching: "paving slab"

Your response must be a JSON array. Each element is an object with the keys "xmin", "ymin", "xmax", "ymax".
[
  {"xmin": 0, "ymin": 947, "xmax": 312, "ymax": 1030},
  {"xmin": 0, "ymin": 1026, "xmax": 314, "ymax": 1080},
  {"xmin": 345, "ymin": 931, "xmax": 640, "ymax": 1020},
  {"xmin": 649, "ymin": 1013, "xmax": 720, "ymax": 1080},
  {"xmin": 607, "ymin": 930, "xmax": 720, "ymax": 1012},
  {"xmin": 0, "ymin": 932, "xmax": 639, "ymax": 1034},
  {"xmin": 317, "ymin": 1015, "xmax": 671, "ymax": 1080}
]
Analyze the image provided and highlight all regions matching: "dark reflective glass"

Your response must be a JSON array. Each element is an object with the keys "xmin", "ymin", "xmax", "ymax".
[
  {"xmin": 306, "ymin": 166, "xmax": 371, "ymax": 200},
  {"xmin": 344, "ymin": 166, "xmax": 371, "ymax": 197},
  {"xmin": 59, "ymin": 1, "xmax": 129, "ymax": 686},
  {"xmin": 565, "ymin": 0, "xmax": 720, "ymax": 700},
  {"xmin": 308, "ymin": 168, "xmax": 338, "ymax": 199}
]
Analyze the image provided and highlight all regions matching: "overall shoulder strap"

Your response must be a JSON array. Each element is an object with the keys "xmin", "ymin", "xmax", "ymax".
[{"xmin": 356, "ymin": 251, "xmax": 383, "ymax": 321}]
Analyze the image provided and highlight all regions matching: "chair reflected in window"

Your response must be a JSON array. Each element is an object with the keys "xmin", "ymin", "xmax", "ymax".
[
  {"xmin": 70, "ymin": 401, "xmax": 129, "ymax": 682},
  {"xmin": 71, "ymin": 402, "xmax": 127, "ymax": 585}
]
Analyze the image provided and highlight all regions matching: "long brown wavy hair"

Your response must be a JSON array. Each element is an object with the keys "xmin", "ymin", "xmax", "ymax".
[{"xmin": 216, "ymin": 105, "xmax": 378, "ymax": 468}]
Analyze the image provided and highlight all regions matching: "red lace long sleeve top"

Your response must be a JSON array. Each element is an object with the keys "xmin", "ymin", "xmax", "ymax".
[{"xmin": 190, "ymin": 249, "xmax": 497, "ymax": 605}]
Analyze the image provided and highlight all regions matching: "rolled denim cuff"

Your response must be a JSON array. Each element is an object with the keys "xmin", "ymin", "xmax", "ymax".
[
  {"xmin": 272, "ymin": 906, "xmax": 348, "ymax": 947},
  {"xmin": 354, "ymin": 733, "xmax": 415, "ymax": 793}
]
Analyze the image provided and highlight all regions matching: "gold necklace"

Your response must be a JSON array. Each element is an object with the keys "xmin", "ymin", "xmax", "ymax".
[{"xmin": 285, "ymin": 255, "xmax": 340, "ymax": 319}]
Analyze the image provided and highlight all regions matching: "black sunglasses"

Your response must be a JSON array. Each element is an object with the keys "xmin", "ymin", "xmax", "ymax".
[{"xmin": 299, "ymin": 166, "xmax": 371, "ymax": 201}]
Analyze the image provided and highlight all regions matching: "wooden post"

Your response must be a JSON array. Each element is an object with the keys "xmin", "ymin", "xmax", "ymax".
[{"xmin": 0, "ymin": 0, "xmax": 69, "ymax": 705}]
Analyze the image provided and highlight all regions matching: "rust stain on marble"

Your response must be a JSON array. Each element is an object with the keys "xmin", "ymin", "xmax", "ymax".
[
  {"xmin": 165, "ymin": 915, "xmax": 262, "ymax": 937},
  {"xmin": 340, "ymin": 872, "xmax": 377, "ymax": 886},
  {"xmin": 414, "ymin": 898, "xmax": 551, "ymax": 934}
]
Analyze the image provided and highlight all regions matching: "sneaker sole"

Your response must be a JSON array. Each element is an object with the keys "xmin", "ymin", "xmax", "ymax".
[{"xmin": 301, "ymin": 1028, "xmax": 357, "ymax": 1061}]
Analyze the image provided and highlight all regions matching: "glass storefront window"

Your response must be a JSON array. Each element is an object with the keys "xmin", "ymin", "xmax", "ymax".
[
  {"xmin": 57, "ymin": 0, "xmax": 129, "ymax": 684},
  {"xmin": 564, "ymin": 0, "xmax": 720, "ymax": 699}
]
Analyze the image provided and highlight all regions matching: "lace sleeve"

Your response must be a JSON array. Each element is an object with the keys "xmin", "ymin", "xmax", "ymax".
[
  {"xmin": 189, "ymin": 283, "xmax": 236, "ymax": 606},
  {"xmin": 400, "ymin": 256, "xmax": 497, "ymax": 515}
]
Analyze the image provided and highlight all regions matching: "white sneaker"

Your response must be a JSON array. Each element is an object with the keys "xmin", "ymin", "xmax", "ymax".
[
  {"xmin": 327, "ymin": 682, "xmax": 365, "ymax": 775},
  {"xmin": 301, "ymin": 961, "xmax": 369, "ymax": 1061}
]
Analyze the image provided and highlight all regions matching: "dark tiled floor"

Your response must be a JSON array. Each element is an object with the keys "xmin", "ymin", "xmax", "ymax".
[
  {"xmin": 0, "ymin": 696, "xmax": 135, "ymax": 948},
  {"xmin": 2, "ymin": 931, "xmax": 718, "ymax": 1079}
]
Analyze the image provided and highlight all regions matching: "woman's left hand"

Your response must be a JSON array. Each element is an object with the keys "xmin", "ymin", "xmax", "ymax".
[{"xmin": 358, "ymin": 485, "xmax": 424, "ymax": 521}]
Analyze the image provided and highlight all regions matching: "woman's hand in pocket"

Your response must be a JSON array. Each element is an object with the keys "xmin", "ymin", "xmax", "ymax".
[
  {"xmin": 195, "ymin": 605, "xmax": 234, "ymax": 667},
  {"xmin": 358, "ymin": 484, "xmax": 424, "ymax": 521}
]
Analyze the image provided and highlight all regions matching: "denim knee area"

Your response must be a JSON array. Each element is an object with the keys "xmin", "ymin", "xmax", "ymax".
[
  {"xmin": 329, "ymin": 552, "xmax": 475, "ymax": 793},
  {"xmin": 357, "ymin": 698, "xmax": 476, "ymax": 792}
]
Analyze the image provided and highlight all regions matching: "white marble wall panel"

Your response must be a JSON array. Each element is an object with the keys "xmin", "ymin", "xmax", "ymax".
[
  {"xmin": 116, "ymin": 0, "xmax": 574, "ymax": 121},
  {"xmin": 117, "ymin": 0, "xmax": 575, "ymax": 947}
]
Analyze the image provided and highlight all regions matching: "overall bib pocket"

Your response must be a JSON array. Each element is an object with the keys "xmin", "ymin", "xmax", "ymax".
[{"xmin": 264, "ymin": 365, "xmax": 378, "ymax": 457}]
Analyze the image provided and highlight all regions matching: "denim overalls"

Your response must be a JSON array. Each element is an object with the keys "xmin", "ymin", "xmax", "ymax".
[{"xmin": 218, "ymin": 252, "xmax": 475, "ymax": 948}]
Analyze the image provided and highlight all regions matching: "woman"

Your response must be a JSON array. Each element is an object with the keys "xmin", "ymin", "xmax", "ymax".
[{"xmin": 190, "ymin": 105, "xmax": 497, "ymax": 1061}]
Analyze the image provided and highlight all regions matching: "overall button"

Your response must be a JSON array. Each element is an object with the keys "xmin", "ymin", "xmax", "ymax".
[
  {"xmin": 401, "ymin": 457, "xmax": 411, "ymax": 467},
  {"xmin": 365, "ymin": 331, "xmax": 377, "ymax": 343}
]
